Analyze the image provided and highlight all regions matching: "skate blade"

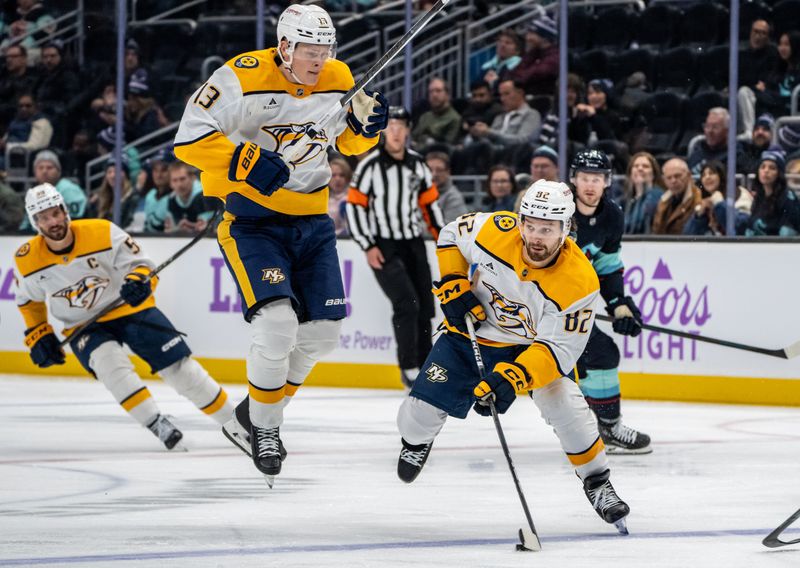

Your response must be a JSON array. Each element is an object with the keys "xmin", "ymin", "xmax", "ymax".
[
  {"xmin": 515, "ymin": 528, "xmax": 541, "ymax": 551},
  {"xmin": 614, "ymin": 518, "xmax": 629, "ymax": 535},
  {"xmin": 263, "ymin": 474, "xmax": 275, "ymax": 489},
  {"xmin": 222, "ymin": 425, "xmax": 252, "ymax": 457},
  {"xmin": 606, "ymin": 445, "xmax": 653, "ymax": 455},
  {"xmin": 169, "ymin": 442, "xmax": 188, "ymax": 452}
]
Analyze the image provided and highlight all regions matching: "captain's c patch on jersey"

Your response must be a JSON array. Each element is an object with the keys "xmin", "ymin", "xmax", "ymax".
[{"xmin": 234, "ymin": 56, "xmax": 259, "ymax": 69}]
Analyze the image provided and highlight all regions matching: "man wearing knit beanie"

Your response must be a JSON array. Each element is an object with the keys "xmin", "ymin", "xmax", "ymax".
[
  {"xmin": 19, "ymin": 149, "xmax": 87, "ymax": 231},
  {"xmin": 511, "ymin": 12, "xmax": 559, "ymax": 95}
]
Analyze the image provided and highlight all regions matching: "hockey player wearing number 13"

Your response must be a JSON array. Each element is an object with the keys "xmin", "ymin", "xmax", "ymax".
[
  {"xmin": 570, "ymin": 150, "xmax": 651, "ymax": 454},
  {"xmin": 174, "ymin": 4, "xmax": 387, "ymax": 484},
  {"xmin": 12, "ymin": 184, "xmax": 235, "ymax": 450},
  {"xmin": 395, "ymin": 180, "xmax": 630, "ymax": 530}
]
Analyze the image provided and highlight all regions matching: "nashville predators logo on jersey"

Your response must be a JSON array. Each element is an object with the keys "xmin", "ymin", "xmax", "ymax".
[
  {"xmin": 53, "ymin": 275, "xmax": 110, "ymax": 310},
  {"xmin": 261, "ymin": 268, "xmax": 286, "ymax": 284},
  {"xmin": 15, "ymin": 243, "xmax": 30, "ymax": 257},
  {"xmin": 234, "ymin": 56, "xmax": 259, "ymax": 69},
  {"xmin": 483, "ymin": 281, "xmax": 536, "ymax": 339},
  {"xmin": 494, "ymin": 214, "xmax": 516, "ymax": 232},
  {"xmin": 262, "ymin": 122, "xmax": 328, "ymax": 167}
]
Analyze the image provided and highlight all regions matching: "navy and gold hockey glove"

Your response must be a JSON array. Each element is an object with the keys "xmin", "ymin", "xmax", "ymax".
[
  {"xmin": 120, "ymin": 271, "xmax": 152, "ymax": 307},
  {"xmin": 432, "ymin": 274, "xmax": 486, "ymax": 333},
  {"xmin": 606, "ymin": 296, "xmax": 642, "ymax": 337},
  {"xmin": 25, "ymin": 322, "xmax": 65, "ymax": 368},
  {"xmin": 229, "ymin": 142, "xmax": 290, "ymax": 196},
  {"xmin": 347, "ymin": 90, "xmax": 389, "ymax": 138},
  {"xmin": 472, "ymin": 361, "xmax": 530, "ymax": 415}
]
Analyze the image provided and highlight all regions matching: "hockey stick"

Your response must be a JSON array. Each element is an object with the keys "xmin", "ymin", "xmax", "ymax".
[
  {"xmin": 763, "ymin": 508, "xmax": 800, "ymax": 548},
  {"xmin": 465, "ymin": 316, "xmax": 542, "ymax": 552},
  {"xmin": 58, "ymin": 209, "xmax": 222, "ymax": 348},
  {"xmin": 282, "ymin": 0, "xmax": 451, "ymax": 165},
  {"xmin": 595, "ymin": 314, "xmax": 800, "ymax": 360}
]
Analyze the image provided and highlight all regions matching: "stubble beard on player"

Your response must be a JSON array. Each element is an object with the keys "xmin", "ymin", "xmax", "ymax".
[
  {"xmin": 524, "ymin": 238, "xmax": 559, "ymax": 263},
  {"xmin": 43, "ymin": 221, "xmax": 68, "ymax": 242}
]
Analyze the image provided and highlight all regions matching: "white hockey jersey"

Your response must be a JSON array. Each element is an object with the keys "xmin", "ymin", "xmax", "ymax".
[
  {"xmin": 174, "ymin": 49, "xmax": 378, "ymax": 218},
  {"xmin": 437, "ymin": 211, "xmax": 600, "ymax": 389},
  {"xmin": 13, "ymin": 219, "xmax": 157, "ymax": 334}
]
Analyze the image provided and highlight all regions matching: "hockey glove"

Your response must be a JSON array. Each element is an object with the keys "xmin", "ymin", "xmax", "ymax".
[
  {"xmin": 120, "ymin": 271, "xmax": 152, "ymax": 307},
  {"xmin": 229, "ymin": 142, "xmax": 290, "ymax": 196},
  {"xmin": 606, "ymin": 296, "xmax": 642, "ymax": 337},
  {"xmin": 472, "ymin": 361, "xmax": 530, "ymax": 416},
  {"xmin": 25, "ymin": 322, "xmax": 65, "ymax": 368},
  {"xmin": 347, "ymin": 90, "xmax": 389, "ymax": 138},
  {"xmin": 432, "ymin": 274, "xmax": 486, "ymax": 334}
]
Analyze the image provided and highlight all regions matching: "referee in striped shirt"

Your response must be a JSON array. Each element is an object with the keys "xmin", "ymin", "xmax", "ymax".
[{"xmin": 346, "ymin": 107, "xmax": 445, "ymax": 388}]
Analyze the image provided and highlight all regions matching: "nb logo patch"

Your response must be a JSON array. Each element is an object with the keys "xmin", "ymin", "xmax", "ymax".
[
  {"xmin": 76, "ymin": 334, "xmax": 90, "ymax": 352},
  {"xmin": 261, "ymin": 268, "xmax": 286, "ymax": 284},
  {"xmin": 425, "ymin": 363, "xmax": 448, "ymax": 383},
  {"xmin": 234, "ymin": 56, "xmax": 259, "ymax": 69}
]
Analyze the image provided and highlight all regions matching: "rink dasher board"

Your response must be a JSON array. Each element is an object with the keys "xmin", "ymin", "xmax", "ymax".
[{"xmin": 0, "ymin": 235, "xmax": 798, "ymax": 406}]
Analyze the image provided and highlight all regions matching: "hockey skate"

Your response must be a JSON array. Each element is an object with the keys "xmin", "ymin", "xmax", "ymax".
[
  {"xmin": 599, "ymin": 420, "xmax": 652, "ymax": 454},
  {"xmin": 583, "ymin": 469, "xmax": 630, "ymax": 534},
  {"xmin": 147, "ymin": 414, "xmax": 184, "ymax": 451},
  {"xmin": 250, "ymin": 425, "xmax": 285, "ymax": 488},
  {"xmin": 397, "ymin": 438, "xmax": 433, "ymax": 483},
  {"xmin": 223, "ymin": 416, "xmax": 287, "ymax": 460}
]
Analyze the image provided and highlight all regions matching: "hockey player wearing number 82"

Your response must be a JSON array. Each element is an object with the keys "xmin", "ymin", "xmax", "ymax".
[
  {"xmin": 395, "ymin": 180, "xmax": 630, "ymax": 531},
  {"xmin": 570, "ymin": 149, "xmax": 651, "ymax": 454},
  {"xmin": 12, "ymin": 184, "xmax": 235, "ymax": 450},
  {"xmin": 174, "ymin": 4, "xmax": 387, "ymax": 484}
]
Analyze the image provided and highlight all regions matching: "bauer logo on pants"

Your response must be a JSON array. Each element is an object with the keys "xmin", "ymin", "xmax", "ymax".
[{"xmin": 425, "ymin": 363, "xmax": 448, "ymax": 383}]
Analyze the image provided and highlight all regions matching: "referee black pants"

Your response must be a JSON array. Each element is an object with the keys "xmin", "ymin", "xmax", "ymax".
[{"xmin": 372, "ymin": 237, "xmax": 435, "ymax": 371}]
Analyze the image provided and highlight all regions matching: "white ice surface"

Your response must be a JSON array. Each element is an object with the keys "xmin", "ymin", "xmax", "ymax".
[{"xmin": 1, "ymin": 375, "xmax": 799, "ymax": 567}]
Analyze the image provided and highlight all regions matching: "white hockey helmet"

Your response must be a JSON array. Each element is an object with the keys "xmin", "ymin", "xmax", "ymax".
[
  {"xmin": 25, "ymin": 183, "xmax": 69, "ymax": 232},
  {"xmin": 277, "ymin": 4, "xmax": 337, "ymax": 66},
  {"xmin": 518, "ymin": 179, "xmax": 575, "ymax": 244}
]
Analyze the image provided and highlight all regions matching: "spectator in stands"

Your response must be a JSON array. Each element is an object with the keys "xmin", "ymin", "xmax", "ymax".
[
  {"xmin": 787, "ymin": 157, "xmax": 800, "ymax": 193},
  {"xmin": 739, "ymin": 31, "xmax": 800, "ymax": 132},
  {"xmin": 124, "ymin": 38, "xmax": 149, "ymax": 90},
  {"xmin": 0, "ymin": 44, "xmax": 39, "ymax": 124},
  {"xmin": 618, "ymin": 72, "xmax": 650, "ymax": 118},
  {"xmin": 0, "ymin": 177, "xmax": 24, "ymax": 232},
  {"xmin": 480, "ymin": 29, "xmax": 522, "ymax": 90},
  {"xmin": 454, "ymin": 78, "xmax": 540, "ymax": 174},
  {"xmin": 89, "ymin": 84, "xmax": 118, "ymax": 133},
  {"xmin": 511, "ymin": 13, "xmax": 558, "ymax": 96},
  {"xmin": 684, "ymin": 161, "xmax": 752, "ymax": 236},
  {"xmin": 484, "ymin": 165, "xmax": 519, "ymax": 213},
  {"xmin": 0, "ymin": 0, "xmax": 56, "ymax": 53},
  {"xmin": 425, "ymin": 151, "xmax": 467, "ymax": 223},
  {"xmin": 87, "ymin": 156, "xmax": 139, "ymax": 229},
  {"xmin": 96, "ymin": 126, "xmax": 142, "ymax": 183},
  {"xmin": 513, "ymin": 145, "xmax": 559, "ymax": 212},
  {"xmin": 163, "ymin": 160, "xmax": 212, "ymax": 234},
  {"xmin": 61, "ymin": 129, "xmax": 96, "ymax": 189},
  {"xmin": 744, "ymin": 150, "xmax": 800, "ymax": 236},
  {"xmin": 411, "ymin": 77, "xmax": 462, "ymax": 152},
  {"xmin": 738, "ymin": 19, "xmax": 780, "ymax": 120},
  {"xmin": 577, "ymin": 79, "xmax": 621, "ymax": 142},
  {"xmin": 328, "ymin": 156, "xmax": 351, "ymax": 237},
  {"xmin": 29, "ymin": 149, "xmax": 86, "ymax": 220},
  {"xmin": 686, "ymin": 108, "xmax": 746, "ymax": 176},
  {"xmin": 652, "ymin": 158, "xmax": 701, "ymax": 235},
  {"xmin": 740, "ymin": 114, "xmax": 775, "ymax": 174},
  {"xmin": 35, "ymin": 40, "xmax": 80, "ymax": 120},
  {"xmin": 618, "ymin": 151, "xmax": 664, "ymax": 235},
  {"xmin": 140, "ymin": 149, "xmax": 174, "ymax": 233},
  {"xmin": 125, "ymin": 76, "xmax": 165, "ymax": 141},
  {"xmin": 538, "ymin": 73, "xmax": 591, "ymax": 148},
  {"xmin": 460, "ymin": 79, "xmax": 503, "ymax": 137},
  {"xmin": 0, "ymin": 93, "xmax": 52, "ymax": 170},
  {"xmin": 777, "ymin": 122, "xmax": 800, "ymax": 158}
]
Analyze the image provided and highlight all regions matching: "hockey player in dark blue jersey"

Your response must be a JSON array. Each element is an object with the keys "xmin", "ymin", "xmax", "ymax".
[{"xmin": 570, "ymin": 150, "xmax": 652, "ymax": 454}]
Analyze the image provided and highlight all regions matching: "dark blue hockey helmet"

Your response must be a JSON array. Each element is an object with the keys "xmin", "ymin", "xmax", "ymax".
[{"xmin": 569, "ymin": 149, "xmax": 612, "ymax": 186}]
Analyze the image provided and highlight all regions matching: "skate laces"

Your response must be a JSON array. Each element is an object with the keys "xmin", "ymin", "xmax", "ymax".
[
  {"xmin": 611, "ymin": 421, "xmax": 638, "ymax": 445},
  {"xmin": 400, "ymin": 445, "xmax": 428, "ymax": 467},
  {"xmin": 589, "ymin": 480, "xmax": 623, "ymax": 512},
  {"xmin": 254, "ymin": 427, "xmax": 280, "ymax": 457}
]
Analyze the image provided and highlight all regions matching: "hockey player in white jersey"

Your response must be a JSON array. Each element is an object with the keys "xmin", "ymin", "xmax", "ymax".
[
  {"xmin": 173, "ymin": 4, "xmax": 387, "ymax": 484},
  {"xmin": 13, "ymin": 184, "xmax": 235, "ymax": 450},
  {"xmin": 396, "ymin": 180, "xmax": 630, "ymax": 531}
]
